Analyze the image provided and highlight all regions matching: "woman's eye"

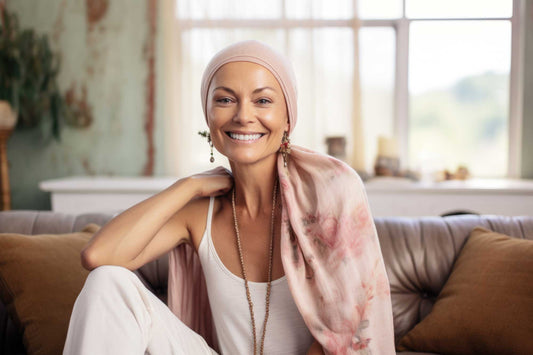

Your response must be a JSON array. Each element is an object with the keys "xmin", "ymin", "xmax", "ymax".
[
  {"xmin": 216, "ymin": 98, "xmax": 232, "ymax": 104},
  {"xmin": 258, "ymin": 98, "xmax": 272, "ymax": 104}
]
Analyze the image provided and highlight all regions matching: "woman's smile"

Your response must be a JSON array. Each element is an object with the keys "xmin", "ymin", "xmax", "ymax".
[{"xmin": 226, "ymin": 131, "xmax": 266, "ymax": 143}]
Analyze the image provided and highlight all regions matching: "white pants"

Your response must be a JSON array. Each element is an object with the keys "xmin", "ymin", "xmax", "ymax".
[{"xmin": 63, "ymin": 265, "xmax": 218, "ymax": 355}]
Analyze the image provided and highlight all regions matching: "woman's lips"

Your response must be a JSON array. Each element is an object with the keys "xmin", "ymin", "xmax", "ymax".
[{"xmin": 226, "ymin": 131, "xmax": 265, "ymax": 143}]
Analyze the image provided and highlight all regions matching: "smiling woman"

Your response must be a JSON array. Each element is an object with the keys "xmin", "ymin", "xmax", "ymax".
[{"xmin": 63, "ymin": 40, "xmax": 394, "ymax": 355}]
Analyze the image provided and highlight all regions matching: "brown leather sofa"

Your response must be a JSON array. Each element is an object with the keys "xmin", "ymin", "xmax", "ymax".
[{"xmin": 1, "ymin": 210, "xmax": 531, "ymax": 355}]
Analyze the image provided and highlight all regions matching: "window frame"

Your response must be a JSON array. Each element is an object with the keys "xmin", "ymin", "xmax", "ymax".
[{"xmin": 383, "ymin": 0, "xmax": 524, "ymax": 178}]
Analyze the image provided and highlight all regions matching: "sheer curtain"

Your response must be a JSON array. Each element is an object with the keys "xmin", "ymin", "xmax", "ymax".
[{"xmin": 160, "ymin": 0, "xmax": 364, "ymax": 177}]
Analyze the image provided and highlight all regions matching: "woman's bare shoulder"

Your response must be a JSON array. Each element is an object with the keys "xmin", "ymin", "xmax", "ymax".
[
  {"xmin": 179, "ymin": 196, "xmax": 210, "ymax": 226},
  {"xmin": 179, "ymin": 195, "xmax": 225, "ymax": 251}
]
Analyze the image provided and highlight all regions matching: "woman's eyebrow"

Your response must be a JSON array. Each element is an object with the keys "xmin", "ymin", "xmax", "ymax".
[{"xmin": 213, "ymin": 86, "xmax": 276, "ymax": 95}]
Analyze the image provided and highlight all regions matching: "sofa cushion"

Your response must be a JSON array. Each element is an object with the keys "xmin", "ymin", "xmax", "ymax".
[
  {"xmin": 0, "ymin": 224, "xmax": 100, "ymax": 355},
  {"xmin": 397, "ymin": 226, "xmax": 533, "ymax": 355}
]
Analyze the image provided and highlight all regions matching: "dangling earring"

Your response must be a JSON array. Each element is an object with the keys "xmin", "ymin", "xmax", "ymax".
[
  {"xmin": 198, "ymin": 130, "xmax": 215, "ymax": 163},
  {"xmin": 280, "ymin": 131, "xmax": 291, "ymax": 167}
]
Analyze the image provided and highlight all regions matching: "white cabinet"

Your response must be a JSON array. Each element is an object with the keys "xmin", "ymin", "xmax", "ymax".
[
  {"xmin": 39, "ymin": 176, "xmax": 533, "ymax": 217},
  {"xmin": 364, "ymin": 177, "xmax": 533, "ymax": 217},
  {"xmin": 39, "ymin": 176, "xmax": 179, "ymax": 215}
]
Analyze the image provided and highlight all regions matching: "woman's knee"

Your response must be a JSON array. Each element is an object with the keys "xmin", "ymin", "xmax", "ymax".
[{"xmin": 84, "ymin": 265, "xmax": 137, "ymax": 289}]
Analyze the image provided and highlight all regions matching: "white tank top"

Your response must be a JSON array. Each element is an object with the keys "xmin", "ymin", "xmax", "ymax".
[{"xmin": 198, "ymin": 196, "xmax": 314, "ymax": 355}]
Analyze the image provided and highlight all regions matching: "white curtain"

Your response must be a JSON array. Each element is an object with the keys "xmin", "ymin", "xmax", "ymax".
[{"xmin": 160, "ymin": 0, "xmax": 364, "ymax": 177}]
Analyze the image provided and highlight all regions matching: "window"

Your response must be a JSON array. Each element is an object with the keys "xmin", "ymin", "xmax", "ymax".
[
  {"xmin": 166, "ymin": 0, "xmax": 523, "ymax": 178},
  {"xmin": 400, "ymin": 0, "xmax": 517, "ymax": 178}
]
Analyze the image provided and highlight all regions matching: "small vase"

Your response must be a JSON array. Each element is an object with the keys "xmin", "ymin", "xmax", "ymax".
[
  {"xmin": 0, "ymin": 100, "xmax": 18, "ymax": 129},
  {"xmin": 325, "ymin": 136, "xmax": 347, "ymax": 161},
  {"xmin": 0, "ymin": 100, "xmax": 17, "ymax": 210}
]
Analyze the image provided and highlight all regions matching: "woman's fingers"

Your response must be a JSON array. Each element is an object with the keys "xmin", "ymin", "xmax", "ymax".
[{"xmin": 190, "ymin": 166, "xmax": 234, "ymax": 197}]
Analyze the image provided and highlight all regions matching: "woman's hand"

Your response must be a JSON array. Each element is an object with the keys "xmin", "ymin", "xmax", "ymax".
[{"xmin": 187, "ymin": 166, "xmax": 234, "ymax": 198}]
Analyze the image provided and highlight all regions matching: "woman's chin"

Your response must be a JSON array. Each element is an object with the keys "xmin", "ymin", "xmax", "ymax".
[{"xmin": 226, "ymin": 152, "xmax": 278, "ymax": 167}]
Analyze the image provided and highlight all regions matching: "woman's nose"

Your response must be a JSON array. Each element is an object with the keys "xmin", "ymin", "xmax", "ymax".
[{"xmin": 232, "ymin": 101, "xmax": 255, "ymax": 124}]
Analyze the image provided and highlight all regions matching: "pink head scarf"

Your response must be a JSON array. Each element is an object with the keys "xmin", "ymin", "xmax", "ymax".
[{"xmin": 168, "ymin": 40, "xmax": 395, "ymax": 355}]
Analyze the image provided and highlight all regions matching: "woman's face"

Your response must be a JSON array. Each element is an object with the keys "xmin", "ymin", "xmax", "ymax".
[{"xmin": 206, "ymin": 61, "xmax": 289, "ymax": 166}]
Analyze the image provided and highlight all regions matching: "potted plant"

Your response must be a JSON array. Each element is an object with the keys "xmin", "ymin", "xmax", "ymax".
[{"xmin": 0, "ymin": 3, "xmax": 75, "ymax": 141}]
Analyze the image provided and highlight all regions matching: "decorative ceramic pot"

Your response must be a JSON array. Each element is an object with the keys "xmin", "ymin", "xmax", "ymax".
[{"xmin": 0, "ymin": 101, "xmax": 18, "ymax": 130}]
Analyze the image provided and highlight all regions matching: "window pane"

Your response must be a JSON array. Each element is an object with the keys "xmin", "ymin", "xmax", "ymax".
[
  {"xmin": 177, "ymin": 0, "xmax": 283, "ymax": 19},
  {"xmin": 286, "ymin": 0, "xmax": 353, "ymax": 19},
  {"xmin": 288, "ymin": 28, "xmax": 354, "ymax": 154},
  {"xmin": 358, "ymin": 0, "xmax": 402, "ymax": 19},
  {"xmin": 409, "ymin": 21, "xmax": 511, "ymax": 178},
  {"xmin": 359, "ymin": 27, "xmax": 396, "ymax": 172},
  {"xmin": 406, "ymin": 0, "xmax": 512, "ymax": 19}
]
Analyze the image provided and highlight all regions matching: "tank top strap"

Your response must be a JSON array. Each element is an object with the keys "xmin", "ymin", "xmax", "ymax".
[
  {"xmin": 198, "ymin": 196, "xmax": 215, "ymax": 254},
  {"xmin": 206, "ymin": 196, "xmax": 215, "ymax": 234}
]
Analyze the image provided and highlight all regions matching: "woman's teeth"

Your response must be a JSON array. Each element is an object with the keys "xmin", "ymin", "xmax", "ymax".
[{"xmin": 229, "ymin": 132, "xmax": 263, "ymax": 141}]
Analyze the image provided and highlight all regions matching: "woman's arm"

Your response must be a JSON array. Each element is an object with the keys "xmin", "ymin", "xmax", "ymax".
[
  {"xmin": 307, "ymin": 339, "xmax": 325, "ymax": 355},
  {"xmin": 80, "ymin": 166, "xmax": 232, "ymax": 271}
]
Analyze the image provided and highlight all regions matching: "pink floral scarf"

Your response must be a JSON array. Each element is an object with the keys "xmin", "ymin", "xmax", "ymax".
[{"xmin": 276, "ymin": 145, "xmax": 395, "ymax": 354}]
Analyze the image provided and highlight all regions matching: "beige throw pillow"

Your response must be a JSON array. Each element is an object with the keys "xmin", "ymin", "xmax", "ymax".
[
  {"xmin": 398, "ymin": 226, "xmax": 533, "ymax": 355},
  {"xmin": 0, "ymin": 224, "xmax": 100, "ymax": 355}
]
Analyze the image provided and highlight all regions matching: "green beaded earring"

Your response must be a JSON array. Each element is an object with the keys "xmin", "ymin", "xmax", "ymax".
[{"xmin": 198, "ymin": 130, "xmax": 214, "ymax": 163}]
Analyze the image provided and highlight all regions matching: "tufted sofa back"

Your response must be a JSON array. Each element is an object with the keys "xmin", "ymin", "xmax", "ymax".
[
  {"xmin": 374, "ymin": 215, "xmax": 533, "ymax": 344},
  {"xmin": 1, "ymin": 210, "xmax": 532, "ymax": 354}
]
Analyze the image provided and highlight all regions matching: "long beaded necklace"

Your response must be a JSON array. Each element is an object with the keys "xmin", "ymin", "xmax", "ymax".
[{"xmin": 231, "ymin": 180, "xmax": 278, "ymax": 355}]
